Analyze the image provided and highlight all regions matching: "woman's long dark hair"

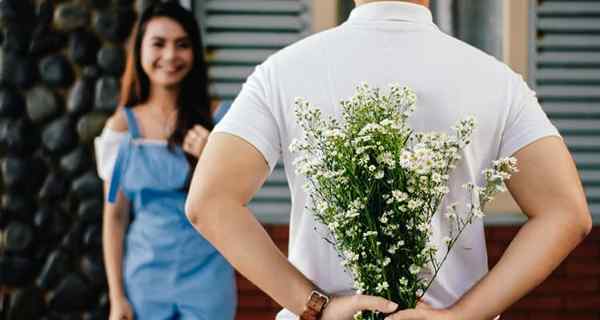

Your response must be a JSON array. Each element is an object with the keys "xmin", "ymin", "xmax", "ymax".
[{"xmin": 119, "ymin": 1, "xmax": 213, "ymax": 186}]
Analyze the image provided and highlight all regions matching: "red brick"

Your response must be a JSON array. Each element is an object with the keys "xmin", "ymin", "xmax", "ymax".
[
  {"xmin": 488, "ymin": 257, "xmax": 500, "ymax": 268},
  {"xmin": 234, "ymin": 227, "xmax": 600, "ymax": 319},
  {"xmin": 566, "ymin": 295, "xmax": 600, "ymax": 310},
  {"xmin": 238, "ymin": 294, "xmax": 275, "ymax": 308},
  {"xmin": 236, "ymin": 274, "xmax": 261, "ymax": 292},
  {"xmin": 486, "ymin": 226, "xmax": 520, "ymax": 242},
  {"xmin": 570, "ymin": 239, "xmax": 600, "ymax": 258},
  {"xmin": 533, "ymin": 277, "xmax": 599, "ymax": 295},
  {"xmin": 566, "ymin": 262, "xmax": 600, "ymax": 276},
  {"xmin": 550, "ymin": 261, "xmax": 568, "ymax": 277},
  {"xmin": 586, "ymin": 226, "xmax": 600, "ymax": 241},
  {"xmin": 270, "ymin": 298, "xmax": 283, "ymax": 309},
  {"xmin": 236, "ymin": 310, "xmax": 279, "ymax": 320},
  {"xmin": 496, "ymin": 312, "xmax": 529, "ymax": 320},
  {"xmin": 512, "ymin": 296, "xmax": 563, "ymax": 311},
  {"xmin": 261, "ymin": 225, "xmax": 273, "ymax": 235},
  {"xmin": 269, "ymin": 225, "xmax": 290, "ymax": 241},
  {"xmin": 276, "ymin": 241, "xmax": 288, "ymax": 256},
  {"xmin": 526, "ymin": 312, "xmax": 598, "ymax": 320},
  {"xmin": 486, "ymin": 242, "xmax": 508, "ymax": 260}
]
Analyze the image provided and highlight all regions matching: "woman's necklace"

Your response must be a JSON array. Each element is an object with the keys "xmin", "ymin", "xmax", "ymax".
[{"xmin": 152, "ymin": 106, "xmax": 177, "ymax": 139}]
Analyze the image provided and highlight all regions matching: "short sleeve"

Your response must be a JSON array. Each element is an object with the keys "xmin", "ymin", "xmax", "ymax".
[
  {"xmin": 94, "ymin": 128, "xmax": 127, "ymax": 182},
  {"xmin": 498, "ymin": 72, "xmax": 561, "ymax": 158},
  {"xmin": 212, "ymin": 63, "xmax": 281, "ymax": 171}
]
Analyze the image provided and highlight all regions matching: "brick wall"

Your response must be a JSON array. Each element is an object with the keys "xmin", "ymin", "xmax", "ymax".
[{"xmin": 235, "ymin": 225, "xmax": 600, "ymax": 320}]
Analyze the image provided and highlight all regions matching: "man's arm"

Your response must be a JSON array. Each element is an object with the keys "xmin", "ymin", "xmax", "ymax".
[
  {"xmin": 388, "ymin": 137, "xmax": 592, "ymax": 320},
  {"xmin": 185, "ymin": 132, "xmax": 399, "ymax": 319},
  {"xmin": 453, "ymin": 136, "xmax": 591, "ymax": 318},
  {"xmin": 388, "ymin": 136, "xmax": 592, "ymax": 320}
]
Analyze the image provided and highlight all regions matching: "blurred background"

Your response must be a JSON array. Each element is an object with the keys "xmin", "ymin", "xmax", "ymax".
[{"xmin": 0, "ymin": 0, "xmax": 597, "ymax": 319}]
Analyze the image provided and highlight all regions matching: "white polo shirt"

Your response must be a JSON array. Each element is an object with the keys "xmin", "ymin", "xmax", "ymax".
[{"xmin": 214, "ymin": 2, "xmax": 559, "ymax": 318}]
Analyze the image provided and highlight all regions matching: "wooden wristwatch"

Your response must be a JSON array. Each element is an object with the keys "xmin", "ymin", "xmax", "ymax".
[{"xmin": 300, "ymin": 290, "xmax": 330, "ymax": 320}]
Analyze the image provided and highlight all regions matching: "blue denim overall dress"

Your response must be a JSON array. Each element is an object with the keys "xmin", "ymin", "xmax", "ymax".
[{"xmin": 107, "ymin": 108, "xmax": 236, "ymax": 319}]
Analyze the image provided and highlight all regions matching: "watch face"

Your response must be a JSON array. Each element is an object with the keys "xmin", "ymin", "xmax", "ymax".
[
  {"xmin": 301, "ymin": 290, "xmax": 330, "ymax": 320},
  {"xmin": 310, "ymin": 290, "xmax": 329, "ymax": 310}
]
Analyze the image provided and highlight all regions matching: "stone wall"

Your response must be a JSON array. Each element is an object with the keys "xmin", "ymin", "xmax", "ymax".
[{"xmin": 0, "ymin": 0, "xmax": 137, "ymax": 318}]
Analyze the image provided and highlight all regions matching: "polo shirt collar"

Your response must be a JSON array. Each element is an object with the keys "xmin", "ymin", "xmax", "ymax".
[{"xmin": 348, "ymin": 1, "xmax": 433, "ymax": 25}]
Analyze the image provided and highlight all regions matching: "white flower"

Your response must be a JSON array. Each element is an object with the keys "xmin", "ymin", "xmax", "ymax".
[
  {"xmin": 392, "ymin": 190, "xmax": 408, "ymax": 202},
  {"xmin": 363, "ymin": 230, "xmax": 378, "ymax": 238},
  {"xmin": 445, "ymin": 211, "xmax": 457, "ymax": 220},
  {"xmin": 442, "ymin": 236, "xmax": 452, "ymax": 246},
  {"xmin": 289, "ymin": 139, "xmax": 302, "ymax": 152},
  {"xmin": 407, "ymin": 199, "xmax": 423, "ymax": 210},
  {"xmin": 290, "ymin": 82, "xmax": 517, "ymax": 308},
  {"xmin": 473, "ymin": 208, "xmax": 485, "ymax": 218},
  {"xmin": 409, "ymin": 264, "xmax": 421, "ymax": 274},
  {"xmin": 382, "ymin": 257, "xmax": 391, "ymax": 266},
  {"xmin": 399, "ymin": 150, "xmax": 413, "ymax": 168},
  {"xmin": 376, "ymin": 281, "xmax": 390, "ymax": 293},
  {"xmin": 317, "ymin": 201, "xmax": 329, "ymax": 212}
]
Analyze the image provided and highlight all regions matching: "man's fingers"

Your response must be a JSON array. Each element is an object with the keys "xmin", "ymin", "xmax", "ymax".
[
  {"xmin": 354, "ymin": 295, "xmax": 398, "ymax": 313},
  {"xmin": 385, "ymin": 309, "xmax": 423, "ymax": 320},
  {"xmin": 416, "ymin": 300, "xmax": 433, "ymax": 310}
]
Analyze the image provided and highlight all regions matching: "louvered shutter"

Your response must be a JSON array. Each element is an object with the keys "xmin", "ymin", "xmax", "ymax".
[
  {"xmin": 530, "ymin": 0, "xmax": 600, "ymax": 218},
  {"xmin": 197, "ymin": 0, "xmax": 312, "ymax": 223}
]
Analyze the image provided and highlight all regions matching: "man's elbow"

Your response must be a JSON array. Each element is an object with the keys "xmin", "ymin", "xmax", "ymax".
[
  {"xmin": 185, "ymin": 195, "xmax": 210, "ymax": 230},
  {"xmin": 565, "ymin": 201, "xmax": 593, "ymax": 240},
  {"xmin": 577, "ymin": 207, "xmax": 593, "ymax": 238}
]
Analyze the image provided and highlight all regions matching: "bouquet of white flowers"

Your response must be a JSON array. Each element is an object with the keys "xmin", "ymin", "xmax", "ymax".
[{"xmin": 290, "ymin": 83, "xmax": 517, "ymax": 320}]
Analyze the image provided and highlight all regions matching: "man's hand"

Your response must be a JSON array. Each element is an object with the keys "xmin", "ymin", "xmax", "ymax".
[
  {"xmin": 321, "ymin": 295, "xmax": 398, "ymax": 320},
  {"xmin": 383, "ymin": 308, "xmax": 453, "ymax": 320},
  {"xmin": 379, "ymin": 301, "xmax": 455, "ymax": 320},
  {"xmin": 384, "ymin": 305, "xmax": 497, "ymax": 320}
]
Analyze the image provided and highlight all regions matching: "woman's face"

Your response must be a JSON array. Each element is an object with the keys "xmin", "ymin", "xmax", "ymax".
[{"xmin": 140, "ymin": 17, "xmax": 194, "ymax": 88}]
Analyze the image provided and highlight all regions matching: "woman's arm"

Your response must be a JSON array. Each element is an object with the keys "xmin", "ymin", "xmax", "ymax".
[
  {"xmin": 183, "ymin": 125, "xmax": 210, "ymax": 158},
  {"xmin": 102, "ymin": 184, "xmax": 131, "ymax": 302}
]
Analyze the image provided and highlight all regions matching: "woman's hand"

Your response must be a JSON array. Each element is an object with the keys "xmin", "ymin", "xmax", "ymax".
[
  {"xmin": 321, "ymin": 294, "xmax": 399, "ymax": 320},
  {"xmin": 182, "ymin": 125, "xmax": 210, "ymax": 158},
  {"xmin": 109, "ymin": 295, "xmax": 134, "ymax": 320}
]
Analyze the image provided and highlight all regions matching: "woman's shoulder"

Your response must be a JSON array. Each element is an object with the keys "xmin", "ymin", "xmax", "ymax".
[
  {"xmin": 106, "ymin": 105, "xmax": 146, "ymax": 132},
  {"xmin": 106, "ymin": 108, "xmax": 129, "ymax": 133}
]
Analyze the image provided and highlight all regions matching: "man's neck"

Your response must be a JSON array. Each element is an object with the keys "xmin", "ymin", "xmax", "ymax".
[{"xmin": 354, "ymin": 0, "xmax": 430, "ymax": 7}]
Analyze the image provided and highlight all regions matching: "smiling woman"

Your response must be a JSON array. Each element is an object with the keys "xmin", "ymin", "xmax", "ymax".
[
  {"xmin": 93, "ymin": 2, "xmax": 237, "ymax": 320},
  {"xmin": 140, "ymin": 17, "xmax": 194, "ymax": 89}
]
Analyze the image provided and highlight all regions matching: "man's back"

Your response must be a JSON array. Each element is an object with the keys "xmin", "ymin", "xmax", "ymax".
[{"xmin": 214, "ymin": 2, "xmax": 559, "ymax": 318}]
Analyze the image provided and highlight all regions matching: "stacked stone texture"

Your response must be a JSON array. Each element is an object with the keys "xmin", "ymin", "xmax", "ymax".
[{"xmin": 0, "ymin": 0, "xmax": 136, "ymax": 318}]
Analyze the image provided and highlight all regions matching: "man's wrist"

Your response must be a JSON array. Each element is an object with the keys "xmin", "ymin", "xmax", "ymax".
[{"xmin": 300, "ymin": 290, "xmax": 330, "ymax": 320}]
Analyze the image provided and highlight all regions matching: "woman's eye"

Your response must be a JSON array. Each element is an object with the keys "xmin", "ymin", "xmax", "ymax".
[
  {"xmin": 177, "ymin": 42, "xmax": 191, "ymax": 49},
  {"xmin": 152, "ymin": 42, "xmax": 164, "ymax": 48}
]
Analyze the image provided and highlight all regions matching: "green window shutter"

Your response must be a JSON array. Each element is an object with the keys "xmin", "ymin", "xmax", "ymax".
[
  {"xmin": 530, "ymin": 0, "xmax": 600, "ymax": 219},
  {"xmin": 200, "ymin": 0, "xmax": 311, "ymax": 101},
  {"xmin": 199, "ymin": 0, "xmax": 312, "ymax": 224}
]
